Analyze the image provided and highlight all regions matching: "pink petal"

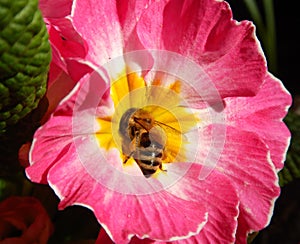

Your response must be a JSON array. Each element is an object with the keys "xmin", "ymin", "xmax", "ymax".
[
  {"xmin": 47, "ymin": 24, "xmax": 89, "ymax": 82},
  {"xmin": 45, "ymin": 144, "xmax": 208, "ymax": 243},
  {"xmin": 96, "ymin": 229, "xmax": 114, "ymax": 244},
  {"xmin": 48, "ymin": 23, "xmax": 86, "ymax": 64},
  {"xmin": 45, "ymin": 13, "xmax": 90, "ymax": 82},
  {"xmin": 39, "ymin": 0, "xmax": 72, "ymax": 18},
  {"xmin": 48, "ymin": 17, "xmax": 85, "ymax": 46},
  {"xmin": 142, "ymin": 51, "xmax": 225, "ymax": 107},
  {"xmin": 26, "ymin": 72, "xmax": 107, "ymax": 182},
  {"xmin": 137, "ymin": 0, "xmax": 266, "ymax": 98},
  {"xmin": 65, "ymin": 59, "xmax": 94, "ymax": 82},
  {"xmin": 26, "ymin": 84, "xmax": 80, "ymax": 183},
  {"xmin": 26, "ymin": 115, "xmax": 73, "ymax": 183},
  {"xmin": 165, "ymin": 164, "xmax": 240, "ymax": 244},
  {"xmin": 43, "ymin": 70, "xmax": 77, "ymax": 122},
  {"xmin": 214, "ymin": 126, "xmax": 280, "ymax": 242},
  {"xmin": 96, "ymin": 229, "xmax": 154, "ymax": 244},
  {"xmin": 235, "ymin": 212, "xmax": 254, "ymax": 244},
  {"xmin": 95, "ymin": 164, "xmax": 240, "ymax": 244},
  {"xmin": 71, "ymin": 0, "xmax": 124, "ymax": 66},
  {"xmin": 48, "ymin": 34, "xmax": 67, "ymax": 76},
  {"xmin": 47, "ymin": 62, "xmax": 64, "ymax": 88},
  {"xmin": 116, "ymin": 0, "xmax": 149, "ymax": 51},
  {"xmin": 224, "ymin": 73, "xmax": 292, "ymax": 170}
]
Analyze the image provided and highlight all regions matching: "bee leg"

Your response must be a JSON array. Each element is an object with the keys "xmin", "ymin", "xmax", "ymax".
[
  {"xmin": 123, "ymin": 152, "xmax": 134, "ymax": 164},
  {"xmin": 123, "ymin": 156, "xmax": 129, "ymax": 164},
  {"xmin": 159, "ymin": 164, "xmax": 167, "ymax": 172}
]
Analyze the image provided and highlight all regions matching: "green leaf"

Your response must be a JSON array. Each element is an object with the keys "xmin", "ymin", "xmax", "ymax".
[
  {"xmin": 278, "ymin": 111, "xmax": 300, "ymax": 186},
  {"xmin": 0, "ymin": 0, "xmax": 51, "ymax": 135}
]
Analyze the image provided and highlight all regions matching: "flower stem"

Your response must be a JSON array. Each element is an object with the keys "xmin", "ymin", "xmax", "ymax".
[
  {"xmin": 263, "ymin": 0, "xmax": 277, "ymax": 73},
  {"xmin": 243, "ymin": 0, "xmax": 277, "ymax": 73},
  {"xmin": 243, "ymin": 0, "xmax": 265, "ymax": 34}
]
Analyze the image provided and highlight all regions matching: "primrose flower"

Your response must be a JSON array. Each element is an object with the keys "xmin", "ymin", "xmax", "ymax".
[{"xmin": 26, "ymin": 0, "xmax": 291, "ymax": 243}]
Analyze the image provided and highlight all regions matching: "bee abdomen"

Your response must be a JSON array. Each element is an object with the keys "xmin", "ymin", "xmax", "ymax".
[
  {"xmin": 138, "ymin": 148, "xmax": 163, "ymax": 157},
  {"xmin": 140, "ymin": 159, "xmax": 161, "ymax": 167},
  {"xmin": 140, "ymin": 168, "xmax": 157, "ymax": 177}
]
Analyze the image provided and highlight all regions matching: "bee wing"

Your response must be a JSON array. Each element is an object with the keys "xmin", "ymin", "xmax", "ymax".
[
  {"xmin": 153, "ymin": 121, "xmax": 186, "ymax": 139},
  {"xmin": 148, "ymin": 126, "xmax": 167, "ymax": 147},
  {"xmin": 152, "ymin": 122, "xmax": 188, "ymax": 164}
]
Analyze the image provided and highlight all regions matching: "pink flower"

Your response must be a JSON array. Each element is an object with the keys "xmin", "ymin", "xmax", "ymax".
[
  {"xmin": 26, "ymin": 0, "xmax": 291, "ymax": 243},
  {"xmin": 39, "ymin": 0, "xmax": 89, "ymax": 83},
  {"xmin": 0, "ymin": 196, "xmax": 53, "ymax": 243},
  {"xmin": 38, "ymin": 0, "xmax": 92, "ymax": 119}
]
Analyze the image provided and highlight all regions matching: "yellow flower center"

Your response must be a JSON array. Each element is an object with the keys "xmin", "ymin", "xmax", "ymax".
[{"xmin": 95, "ymin": 71, "xmax": 199, "ymax": 177}]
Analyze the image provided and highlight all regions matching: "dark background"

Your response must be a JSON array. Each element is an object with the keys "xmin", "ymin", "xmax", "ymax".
[{"xmin": 227, "ymin": 1, "xmax": 300, "ymax": 243}]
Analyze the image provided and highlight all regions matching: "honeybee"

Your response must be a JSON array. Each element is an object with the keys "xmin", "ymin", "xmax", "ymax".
[{"xmin": 119, "ymin": 108, "xmax": 181, "ymax": 177}]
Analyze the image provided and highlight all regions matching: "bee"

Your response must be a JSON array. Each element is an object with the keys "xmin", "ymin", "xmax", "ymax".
[{"xmin": 119, "ymin": 107, "xmax": 180, "ymax": 178}]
